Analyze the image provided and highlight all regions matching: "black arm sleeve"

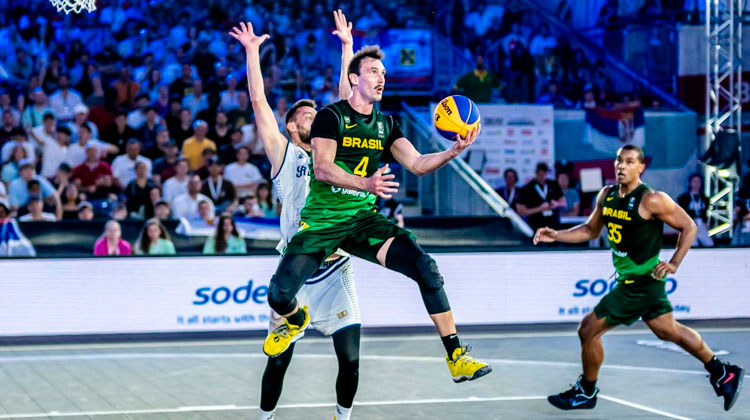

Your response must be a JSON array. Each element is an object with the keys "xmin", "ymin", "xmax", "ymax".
[{"xmin": 309, "ymin": 107, "xmax": 340, "ymax": 142}]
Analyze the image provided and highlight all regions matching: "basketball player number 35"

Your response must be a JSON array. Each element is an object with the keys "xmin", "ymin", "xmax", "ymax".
[
  {"xmin": 354, "ymin": 157, "xmax": 369, "ymax": 177},
  {"xmin": 607, "ymin": 222, "xmax": 622, "ymax": 244}
]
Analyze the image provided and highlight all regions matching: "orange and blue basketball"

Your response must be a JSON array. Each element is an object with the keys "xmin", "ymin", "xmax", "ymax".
[{"xmin": 433, "ymin": 95, "xmax": 481, "ymax": 140}]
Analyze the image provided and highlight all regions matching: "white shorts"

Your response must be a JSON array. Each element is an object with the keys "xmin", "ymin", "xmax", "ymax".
[{"xmin": 269, "ymin": 256, "xmax": 360, "ymax": 338}]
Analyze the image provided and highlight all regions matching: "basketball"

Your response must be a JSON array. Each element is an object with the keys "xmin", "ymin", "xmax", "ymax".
[{"xmin": 433, "ymin": 95, "xmax": 481, "ymax": 140}]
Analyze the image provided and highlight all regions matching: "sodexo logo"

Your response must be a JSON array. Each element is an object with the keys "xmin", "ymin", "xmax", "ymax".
[
  {"xmin": 193, "ymin": 280, "xmax": 268, "ymax": 305},
  {"xmin": 573, "ymin": 278, "xmax": 677, "ymax": 298}
]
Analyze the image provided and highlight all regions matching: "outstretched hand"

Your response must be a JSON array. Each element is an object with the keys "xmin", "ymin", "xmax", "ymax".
[
  {"xmin": 533, "ymin": 227, "xmax": 558, "ymax": 245},
  {"xmin": 451, "ymin": 124, "xmax": 481, "ymax": 156},
  {"xmin": 332, "ymin": 9, "xmax": 353, "ymax": 45},
  {"xmin": 365, "ymin": 163, "xmax": 399, "ymax": 199},
  {"xmin": 229, "ymin": 22, "xmax": 269, "ymax": 51}
]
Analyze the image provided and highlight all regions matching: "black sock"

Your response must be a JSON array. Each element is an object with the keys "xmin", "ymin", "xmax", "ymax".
[
  {"xmin": 287, "ymin": 308, "xmax": 306, "ymax": 327},
  {"xmin": 705, "ymin": 356, "xmax": 724, "ymax": 377},
  {"xmin": 441, "ymin": 333, "xmax": 461, "ymax": 358},
  {"xmin": 579, "ymin": 377, "xmax": 597, "ymax": 395}
]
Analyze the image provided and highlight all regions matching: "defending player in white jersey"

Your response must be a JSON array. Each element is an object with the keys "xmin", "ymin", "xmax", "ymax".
[{"xmin": 230, "ymin": 10, "xmax": 360, "ymax": 420}]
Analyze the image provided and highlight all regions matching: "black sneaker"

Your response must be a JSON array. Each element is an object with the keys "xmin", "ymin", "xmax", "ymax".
[
  {"xmin": 709, "ymin": 363, "xmax": 744, "ymax": 411},
  {"xmin": 547, "ymin": 377, "xmax": 598, "ymax": 410}
]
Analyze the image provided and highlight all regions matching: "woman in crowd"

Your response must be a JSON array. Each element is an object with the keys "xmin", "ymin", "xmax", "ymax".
[
  {"xmin": 1, "ymin": 145, "xmax": 27, "ymax": 183},
  {"xmin": 93, "ymin": 220, "xmax": 132, "ymax": 256},
  {"xmin": 134, "ymin": 218, "xmax": 176, "ymax": 255},
  {"xmin": 256, "ymin": 182, "xmax": 277, "ymax": 217},
  {"xmin": 60, "ymin": 183, "xmax": 83, "ymax": 219},
  {"xmin": 202, "ymin": 214, "xmax": 247, "ymax": 254}
]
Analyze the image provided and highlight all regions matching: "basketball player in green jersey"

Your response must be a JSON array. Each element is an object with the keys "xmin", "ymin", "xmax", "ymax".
[
  {"xmin": 263, "ymin": 45, "xmax": 492, "ymax": 383},
  {"xmin": 534, "ymin": 145, "xmax": 744, "ymax": 411}
]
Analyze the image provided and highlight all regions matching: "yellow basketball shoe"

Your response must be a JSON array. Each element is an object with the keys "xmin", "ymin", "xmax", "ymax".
[
  {"xmin": 446, "ymin": 345, "xmax": 492, "ymax": 383},
  {"xmin": 263, "ymin": 306, "xmax": 310, "ymax": 357}
]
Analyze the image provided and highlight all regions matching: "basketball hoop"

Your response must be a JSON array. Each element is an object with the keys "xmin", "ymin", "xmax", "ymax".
[{"xmin": 48, "ymin": 0, "xmax": 96, "ymax": 14}]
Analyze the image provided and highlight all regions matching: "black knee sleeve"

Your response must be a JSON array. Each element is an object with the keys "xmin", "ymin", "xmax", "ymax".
[
  {"xmin": 385, "ymin": 235, "xmax": 450, "ymax": 314},
  {"xmin": 415, "ymin": 254, "xmax": 444, "ymax": 291},
  {"xmin": 268, "ymin": 272, "xmax": 298, "ymax": 315},
  {"xmin": 267, "ymin": 253, "xmax": 323, "ymax": 315}
]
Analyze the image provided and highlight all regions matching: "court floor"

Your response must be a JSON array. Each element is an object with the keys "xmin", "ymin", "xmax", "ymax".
[{"xmin": 0, "ymin": 325, "xmax": 747, "ymax": 419}]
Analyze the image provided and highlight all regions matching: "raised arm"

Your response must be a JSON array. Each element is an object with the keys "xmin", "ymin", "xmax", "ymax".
[
  {"xmin": 229, "ymin": 23, "xmax": 287, "ymax": 172},
  {"xmin": 389, "ymin": 125, "xmax": 480, "ymax": 176},
  {"xmin": 332, "ymin": 9, "xmax": 354, "ymax": 100},
  {"xmin": 641, "ymin": 190, "xmax": 697, "ymax": 278},
  {"xmin": 534, "ymin": 186, "xmax": 609, "ymax": 244}
]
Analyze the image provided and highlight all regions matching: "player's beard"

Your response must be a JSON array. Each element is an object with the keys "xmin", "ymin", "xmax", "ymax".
[{"xmin": 298, "ymin": 126, "xmax": 312, "ymax": 144}]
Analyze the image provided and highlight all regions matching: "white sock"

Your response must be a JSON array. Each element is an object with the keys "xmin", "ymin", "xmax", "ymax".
[
  {"xmin": 335, "ymin": 404, "xmax": 352, "ymax": 420},
  {"xmin": 259, "ymin": 408, "xmax": 275, "ymax": 420}
]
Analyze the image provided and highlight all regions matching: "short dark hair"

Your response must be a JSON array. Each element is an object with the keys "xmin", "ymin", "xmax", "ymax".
[
  {"xmin": 535, "ymin": 162, "xmax": 549, "ymax": 173},
  {"xmin": 79, "ymin": 124, "xmax": 91, "ymax": 133},
  {"xmin": 56, "ymin": 125, "xmax": 72, "ymax": 136},
  {"xmin": 617, "ymin": 145, "xmax": 645, "ymax": 163},
  {"xmin": 347, "ymin": 45, "xmax": 385, "ymax": 77},
  {"xmin": 504, "ymin": 168, "xmax": 518, "ymax": 181},
  {"xmin": 43, "ymin": 112, "xmax": 55, "ymax": 121},
  {"xmin": 285, "ymin": 99, "xmax": 316, "ymax": 125}
]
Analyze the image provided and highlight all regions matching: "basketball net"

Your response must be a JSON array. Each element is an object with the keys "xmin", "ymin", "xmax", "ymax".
[{"xmin": 49, "ymin": 0, "xmax": 96, "ymax": 14}]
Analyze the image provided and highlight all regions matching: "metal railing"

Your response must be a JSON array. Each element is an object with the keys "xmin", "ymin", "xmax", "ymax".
[{"xmin": 400, "ymin": 102, "xmax": 533, "ymax": 237}]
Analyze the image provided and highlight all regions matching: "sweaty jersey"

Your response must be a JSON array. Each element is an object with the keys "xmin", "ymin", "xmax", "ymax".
[
  {"xmin": 601, "ymin": 183, "xmax": 663, "ymax": 278},
  {"xmin": 271, "ymin": 141, "xmax": 311, "ymax": 250},
  {"xmin": 303, "ymin": 100, "xmax": 404, "ymax": 223}
]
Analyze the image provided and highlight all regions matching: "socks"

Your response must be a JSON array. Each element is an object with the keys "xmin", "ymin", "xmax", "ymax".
[
  {"xmin": 705, "ymin": 355, "xmax": 724, "ymax": 377},
  {"xmin": 259, "ymin": 408, "xmax": 275, "ymax": 420},
  {"xmin": 579, "ymin": 377, "xmax": 597, "ymax": 395},
  {"xmin": 287, "ymin": 307, "xmax": 306, "ymax": 327},
  {"xmin": 441, "ymin": 333, "xmax": 461, "ymax": 358},
  {"xmin": 334, "ymin": 404, "xmax": 352, "ymax": 420}
]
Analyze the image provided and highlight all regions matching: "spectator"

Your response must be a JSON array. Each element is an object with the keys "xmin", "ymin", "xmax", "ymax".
[
  {"xmin": 65, "ymin": 125, "xmax": 117, "ymax": 167},
  {"xmin": 677, "ymin": 173, "xmax": 714, "ymax": 247},
  {"xmin": 111, "ymin": 67, "xmax": 140, "ymax": 109},
  {"xmin": 154, "ymin": 199, "xmax": 172, "ymax": 220},
  {"xmin": 111, "ymin": 140, "xmax": 153, "ymax": 189},
  {"xmin": 495, "ymin": 168, "xmax": 520, "ymax": 212},
  {"xmin": 71, "ymin": 145, "xmax": 114, "ymax": 196},
  {"xmin": 138, "ymin": 106, "xmax": 163, "ymax": 150},
  {"xmin": 1, "ymin": 128, "xmax": 36, "ymax": 166},
  {"xmin": 77, "ymin": 201, "xmax": 95, "ymax": 221},
  {"xmin": 172, "ymin": 108, "xmax": 195, "ymax": 147},
  {"xmin": 464, "ymin": 0, "xmax": 504, "ymax": 38},
  {"xmin": 227, "ymin": 91, "xmax": 252, "ymax": 128},
  {"xmin": 201, "ymin": 158, "xmax": 237, "ymax": 213},
  {"xmin": 125, "ymin": 161, "xmax": 157, "ymax": 218},
  {"xmin": 162, "ymin": 158, "xmax": 190, "ymax": 204},
  {"xmin": 235, "ymin": 193, "xmax": 264, "ymax": 217},
  {"xmin": 134, "ymin": 218, "xmax": 177, "ymax": 255},
  {"xmin": 170, "ymin": 63, "xmax": 195, "ymax": 98},
  {"xmin": 165, "ymin": 97, "xmax": 184, "ymax": 135},
  {"xmin": 537, "ymin": 81, "xmax": 572, "ymax": 107},
  {"xmin": 197, "ymin": 199, "xmax": 216, "ymax": 225},
  {"xmin": 453, "ymin": 55, "xmax": 500, "ymax": 103},
  {"xmin": 8, "ymin": 160, "xmax": 56, "ymax": 211},
  {"xmin": 219, "ymin": 75, "xmax": 240, "ymax": 111},
  {"xmin": 202, "ymin": 214, "xmax": 247, "ymax": 254},
  {"xmin": 126, "ymin": 94, "xmax": 151, "ymax": 129},
  {"xmin": 529, "ymin": 23, "xmax": 558, "ymax": 57},
  {"xmin": 93, "ymin": 220, "xmax": 132, "ymax": 256},
  {"xmin": 256, "ymin": 182, "xmax": 277, "ymax": 218},
  {"xmin": 223, "ymin": 146, "xmax": 263, "ymax": 197},
  {"xmin": 556, "ymin": 172, "xmax": 581, "ymax": 217},
  {"xmin": 37, "ymin": 125, "xmax": 70, "ymax": 180},
  {"xmin": 172, "ymin": 175, "xmax": 215, "ymax": 219},
  {"xmin": 378, "ymin": 196, "xmax": 405, "ymax": 228},
  {"xmin": 218, "ymin": 127, "xmax": 245, "ymax": 165},
  {"xmin": 21, "ymin": 87, "xmax": 51, "ymax": 131},
  {"xmin": 9, "ymin": 48, "xmax": 34, "ymax": 85},
  {"xmin": 209, "ymin": 111, "xmax": 233, "ymax": 146},
  {"xmin": 101, "ymin": 111, "xmax": 138, "ymax": 153},
  {"xmin": 0, "ymin": 92, "xmax": 20, "ymax": 129},
  {"xmin": 274, "ymin": 97, "xmax": 289, "ymax": 133},
  {"xmin": 0, "ymin": 110, "xmax": 18, "ymax": 145},
  {"xmin": 52, "ymin": 163, "xmax": 73, "ymax": 190},
  {"xmin": 151, "ymin": 140, "xmax": 180, "ymax": 185},
  {"xmin": 182, "ymin": 80, "xmax": 209, "ymax": 117},
  {"xmin": 182, "ymin": 120, "xmax": 216, "ymax": 170},
  {"xmin": 48, "ymin": 74, "xmax": 84, "ymax": 122},
  {"xmin": 60, "ymin": 183, "xmax": 82, "ymax": 219},
  {"xmin": 1, "ymin": 143, "xmax": 28, "ymax": 184},
  {"xmin": 66, "ymin": 104, "xmax": 100, "ymax": 144},
  {"xmin": 576, "ymin": 86, "xmax": 598, "ymax": 109},
  {"xmin": 517, "ymin": 162, "xmax": 566, "ymax": 231},
  {"xmin": 18, "ymin": 196, "xmax": 58, "ymax": 222}
]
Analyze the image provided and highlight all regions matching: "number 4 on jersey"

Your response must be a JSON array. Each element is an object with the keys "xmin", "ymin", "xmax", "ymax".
[{"xmin": 353, "ymin": 156, "xmax": 369, "ymax": 177}]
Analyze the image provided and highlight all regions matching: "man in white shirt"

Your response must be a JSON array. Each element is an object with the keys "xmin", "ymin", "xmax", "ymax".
[
  {"xmin": 162, "ymin": 158, "xmax": 190, "ymax": 204},
  {"xmin": 18, "ymin": 196, "xmax": 57, "ymax": 221},
  {"xmin": 182, "ymin": 80, "xmax": 209, "ymax": 116},
  {"xmin": 126, "ymin": 94, "xmax": 150, "ymax": 129},
  {"xmin": 224, "ymin": 146, "xmax": 263, "ymax": 197},
  {"xmin": 65, "ymin": 124, "xmax": 117, "ymax": 167},
  {"xmin": 65, "ymin": 103, "xmax": 100, "ymax": 142},
  {"xmin": 111, "ymin": 139, "xmax": 152, "ymax": 189},
  {"xmin": 34, "ymin": 120, "xmax": 71, "ymax": 179},
  {"xmin": 49, "ymin": 74, "xmax": 83, "ymax": 122},
  {"xmin": 172, "ymin": 174, "xmax": 215, "ymax": 219}
]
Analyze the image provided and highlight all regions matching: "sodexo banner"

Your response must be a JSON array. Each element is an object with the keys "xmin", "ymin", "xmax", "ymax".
[{"xmin": 0, "ymin": 249, "xmax": 748, "ymax": 336}]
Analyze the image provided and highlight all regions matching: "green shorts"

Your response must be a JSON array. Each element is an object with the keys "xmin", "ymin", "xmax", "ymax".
[
  {"xmin": 285, "ymin": 208, "xmax": 414, "ymax": 263},
  {"xmin": 594, "ymin": 276, "xmax": 673, "ymax": 327}
]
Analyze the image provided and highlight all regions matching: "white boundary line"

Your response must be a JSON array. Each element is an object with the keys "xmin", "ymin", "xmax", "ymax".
[
  {"xmin": 600, "ymin": 395, "xmax": 696, "ymax": 420},
  {"xmin": 0, "ymin": 352, "xmax": 706, "ymax": 375},
  {"xmin": 1, "ymin": 327, "xmax": 748, "ymax": 352},
  {"xmin": 0, "ymin": 396, "xmax": 548, "ymax": 419}
]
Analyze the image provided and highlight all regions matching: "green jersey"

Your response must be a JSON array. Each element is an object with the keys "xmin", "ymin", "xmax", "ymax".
[
  {"xmin": 303, "ymin": 100, "xmax": 403, "ymax": 223},
  {"xmin": 601, "ymin": 183, "xmax": 663, "ymax": 278}
]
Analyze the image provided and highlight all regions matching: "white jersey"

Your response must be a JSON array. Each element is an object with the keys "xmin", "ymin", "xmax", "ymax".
[{"xmin": 271, "ymin": 141, "xmax": 310, "ymax": 252}]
